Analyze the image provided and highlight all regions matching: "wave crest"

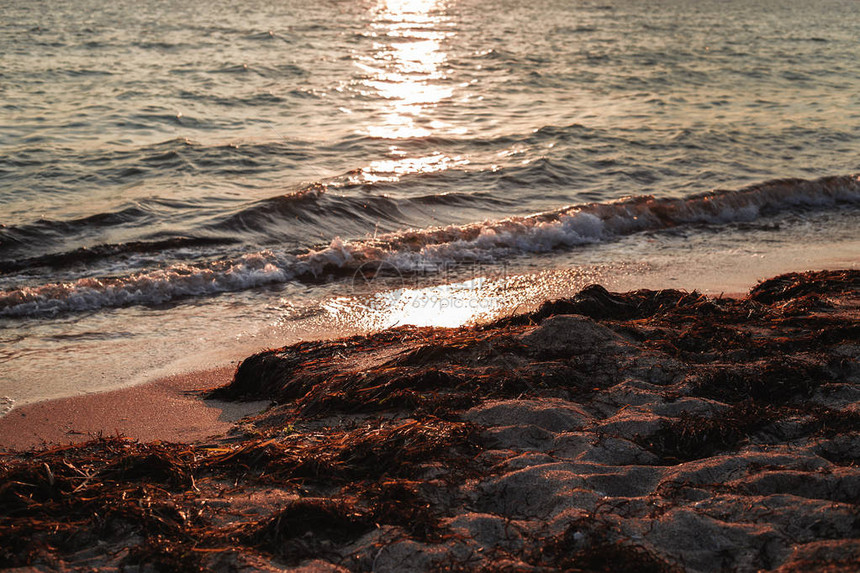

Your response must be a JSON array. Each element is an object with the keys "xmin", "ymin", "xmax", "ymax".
[{"xmin": 2, "ymin": 175, "xmax": 857, "ymax": 317}]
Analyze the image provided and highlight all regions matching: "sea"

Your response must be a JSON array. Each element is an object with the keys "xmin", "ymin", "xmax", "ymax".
[{"xmin": 1, "ymin": 0, "xmax": 858, "ymax": 410}]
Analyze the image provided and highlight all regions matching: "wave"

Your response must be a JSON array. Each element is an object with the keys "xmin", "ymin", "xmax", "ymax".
[
  {"xmin": 1, "ymin": 183, "xmax": 508, "ymax": 273},
  {"xmin": 299, "ymin": 174, "xmax": 860, "ymax": 270},
  {"xmin": 1, "ymin": 174, "xmax": 857, "ymax": 318},
  {"xmin": 0, "ymin": 122, "xmax": 609, "ymax": 264},
  {"xmin": 0, "ymin": 237, "xmax": 238, "ymax": 274}
]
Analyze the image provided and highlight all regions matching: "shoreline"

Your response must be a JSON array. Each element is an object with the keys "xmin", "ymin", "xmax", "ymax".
[
  {"xmin": 1, "ymin": 269, "xmax": 858, "ymax": 572},
  {"xmin": 0, "ymin": 291, "xmax": 752, "ymax": 453},
  {"xmin": 3, "ymin": 238, "xmax": 856, "ymax": 411},
  {"xmin": 0, "ymin": 366, "xmax": 269, "ymax": 452}
]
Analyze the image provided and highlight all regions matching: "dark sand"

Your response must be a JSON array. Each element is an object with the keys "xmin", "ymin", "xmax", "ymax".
[{"xmin": 1, "ymin": 270, "xmax": 858, "ymax": 572}]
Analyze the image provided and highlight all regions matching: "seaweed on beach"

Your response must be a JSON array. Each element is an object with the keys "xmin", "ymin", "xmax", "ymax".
[
  {"xmin": 122, "ymin": 537, "xmax": 207, "ymax": 573},
  {"xmin": 749, "ymin": 269, "xmax": 860, "ymax": 304},
  {"xmin": 204, "ymin": 418, "xmax": 480, "ymax": 484},
  {"xmin": 239, "ymin": 498, "xmax": 374, "ymax": 564},
  {"xmin": 0, "ymin": 438, "xmax": 197, "ymax": 516},
  {"xmin": 0, "ymin": 438, "xmax": 206, "ymax": 569},
  {"xmin": 206, "ymin": 327, "xmax": 449, "ymax": 403},
  {"xmin": 537, "ymin": 518, "xmax": 680, "ymax": 573},
  {"xmin": 207, "ymin": 271, "xmax": 857, "ymax": 434},
  {"xmin": 691, "ymin": 360, "xmax": 831, "ymax": 404},
  {"xmin": 361, "ymin": 479, "xmax": 446, "ymax": 541},
  {"xmin": 0, "ymin": 423, "xmax": 476, "ymax": 569},
  {"xmin": 215, "ymin": 343, "xmax": 593, "ymax": 423},
  {"xmin": 641, "ymin": 402, "xmax": 779, "ymax": 463},
  {"xmin": 489, "ymin": 284, "xmax": 710, "ymax": 326},
  {"xmin": 643, "ymin": 402, "xmax": 860, "ymax": 464},
  {"xmin": 1, "ymin": 269, "xmax": 858, "ymax": 571}
]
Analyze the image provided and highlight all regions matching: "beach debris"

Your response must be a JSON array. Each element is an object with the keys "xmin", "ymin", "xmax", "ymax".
[{"xmin": 1, "ymin": 269, "xmax": 858, "ymax": 571}]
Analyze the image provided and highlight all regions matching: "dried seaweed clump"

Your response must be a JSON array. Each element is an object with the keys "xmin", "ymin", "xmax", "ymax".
[
  {"xmin": 204, "ymin": 418, "xmax": 479, "ymax": 484},
  {"xmin": 642, "ymin": 402, "xmax": 779, "ymax": 462},
  {"xmin": 538, "ymin": 518, "xmax": 681, "ymax": 573},
  {"xmin": 240, "ymin": 498, "xmax": 374, "ymax": 564},
  {"xmin": 749, "ymin": 269, "xmax": 859, "ymax": 304},
  {"xmin": 0, "ymin": 438, "xmax": 203, "ymax": 569}
]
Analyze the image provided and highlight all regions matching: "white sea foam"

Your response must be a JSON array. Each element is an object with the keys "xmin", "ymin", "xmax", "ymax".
[
  {"xmin": 0, "ymin": 252, "xmax": 294, "ymax": 317},
  {"xmin": 1, "ymin": 175, "xmax": 857, "ymax": 317},
  {"xmin": 299, "ymin": 174, "xmax": 860, "ymax": 269}
]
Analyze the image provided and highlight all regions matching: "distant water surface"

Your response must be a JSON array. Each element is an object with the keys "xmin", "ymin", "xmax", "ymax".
[{"xmin": 1, "ymin": 0, "xmax": 858, "ymax": 406}]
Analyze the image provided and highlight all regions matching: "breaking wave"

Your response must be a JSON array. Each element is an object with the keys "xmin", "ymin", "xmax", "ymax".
[{"xmin": 1, "ymin": 174, "xmax": 857, "ymax": 318}]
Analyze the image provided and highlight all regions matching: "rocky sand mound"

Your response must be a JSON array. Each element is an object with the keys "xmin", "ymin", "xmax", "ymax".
[{"xmin": 1, "ymin": 270, "xmax": 858, "ymax": 572}]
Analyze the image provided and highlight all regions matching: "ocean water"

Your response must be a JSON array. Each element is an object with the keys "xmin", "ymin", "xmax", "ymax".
[{"xmin": 1, "ymin": 0, "xmax": 858, "ymax": 407}]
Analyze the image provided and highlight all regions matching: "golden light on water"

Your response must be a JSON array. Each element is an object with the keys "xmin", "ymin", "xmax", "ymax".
[
  {"xmin": 361, "ymin": 0, "xmax": 452, "ymax": 139},
  {"xmin": 352, "ymin": 0, "xmax": 465, "ymax": 182},
  {"xmin": 318, "ymin": 267, "xmax": 637, "ymax": 331},
  {"xmin": 355, "ymin": 151, "xmax": 468, "ymax": 183},
  {"xmin": 324, "ymin": 278, "xmax": 506, "ymax": 330},
  {"xmin": 381, "ymin": 0, "xmax": 440, "ymax": 17}
]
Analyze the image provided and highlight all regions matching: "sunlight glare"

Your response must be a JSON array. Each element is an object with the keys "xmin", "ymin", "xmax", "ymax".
[
  {"xmin": 325, "ymin": 278, "xmax": 505, "ymax": 330},
  {"xmin": 358, "ymin": 0, "xmax": 455, "ymax": 141},
  {"xmin": 353, "ymin": 152, "xmax": 469, "ymax": 183}
]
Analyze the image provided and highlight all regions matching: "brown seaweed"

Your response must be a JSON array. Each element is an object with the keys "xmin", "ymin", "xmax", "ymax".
[
  {"xmin": 1, "ymin": 269, "xmax": 858, "ymax": 571},
  {"xmin": 537, "ymin": 517, "xmax": 681, "ymax": 573},
  {"xmin": 239, "ymin": 498, "xmax": 375, "ymax": 564}
]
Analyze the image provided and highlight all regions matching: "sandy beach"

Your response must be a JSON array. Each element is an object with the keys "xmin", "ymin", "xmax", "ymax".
[
  {"xmin": 1, "ymin": 269, "xmax": 858, "ymax": 572},
  {"xmin": 3, "ymin": 0, "xmax": 859, "ymax": 570},
  {"xmin": 0, "ymin": 367, "xmax": 269, "ymax": 452}
]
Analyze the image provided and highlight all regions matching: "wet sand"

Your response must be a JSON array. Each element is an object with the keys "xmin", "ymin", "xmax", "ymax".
[{"xmin": 0, "ymin": 367, "xmax": 268, "ymax": 452}]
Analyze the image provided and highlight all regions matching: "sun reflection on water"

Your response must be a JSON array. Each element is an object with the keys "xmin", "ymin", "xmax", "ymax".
[
  {"xmin": 318, "ymin": 267, "xmax": 631, "ymax": 332},
  {"xmin": 354, "ymin": 151, "xmax": 469, "ymax": 183},
  {"xmin": 351, "ymin": 0, "xmax": 464, "ymax": 183},
  {"xmin": 324, "ymin": 277, "xmax": 506, "ymax": 330},
  {"xmin": 360, "ymin": 0, "xmax": 453, "ymax": 139}
]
